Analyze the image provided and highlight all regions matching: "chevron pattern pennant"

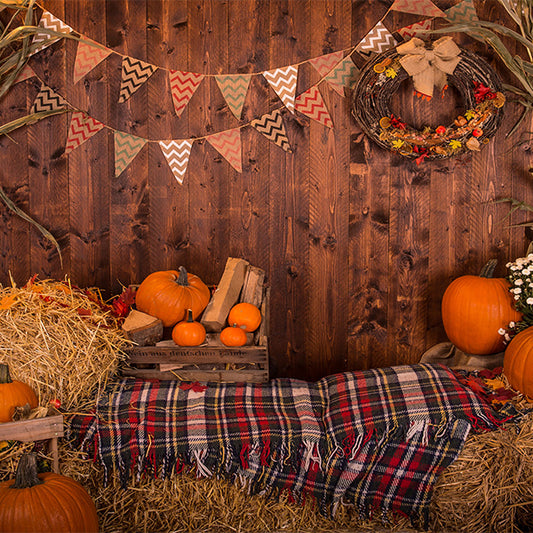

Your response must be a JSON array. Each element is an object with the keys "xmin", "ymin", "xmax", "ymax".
[
  {"xmin": 169, "ymin": 70, "xmax": 204, "ymax": 117},
  {"xmin": 309, "ymin": 51, "xmax": 344, "ymax": 78},
  {"xmin": 31, "ymin": 11, "xmax": 73, "ymax": 55},
  {"xmin": 391, "ymin": 0, "xmax": 445, "ymax": 17},
  {"xmin": 30, "ymin": 84, "xmax": 67, "ymax": 114},
  {"xmin": 357, "ymin": 21, "xmax": 397, "ymax": 55},
  {"xmin": 397, "ymin": 19, "xmax": 433, "ymax": 40},
  {"xmin": 324, "ymin": 56, "xmax": 359, "ymax": 97},
  {"xmin": 215, "ymin": 74, "xmax": 252, "ymax": 120},
  {"xmin": 251, "ymin": 109, "xmax": 292, "ymax": 153},
  {"xmin": 115, "ymin": 131, "xmax": 147, "ymax": 177},
  {"xmin": 206, "ymin": 129, "xmax": 242, "ymax": 173},
  {"xmin": 118, "ymin": 57, "xmax": 157, "ymax": 103},
  {"xmin": 65, "ymin": 112, "xmax": 105, "ymax": 154},
  {"xmin": 73, "ymin": 41, "xmax": 112, "ymax": 84},
  {"xmin": 294, "ymin": 86, "xmax": 333, "ymax": 128},
  {"xmin": 263, "ymin": 66, "xmax": 298, "ymax": 114},
  {"xmin": 445, "ymin": 0, "xmax": 478, "ymax": 23},
  {"xmin": 159, "ymin": 140, "xmax": 193, "ymax": 184},
  {"xmin": 13, "ymin": 64, "xmax": 36, "ymax": 85}
]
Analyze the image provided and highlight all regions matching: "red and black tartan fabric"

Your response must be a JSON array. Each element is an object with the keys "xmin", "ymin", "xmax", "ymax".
[{"xmin": 68, "ymin": 363, "xmax": 514, "ymax": 528}]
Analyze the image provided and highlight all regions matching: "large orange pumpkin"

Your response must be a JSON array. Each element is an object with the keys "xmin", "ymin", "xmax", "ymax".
[
  {"xmin": 441, "ymin": 260, "xmax": 522, "ymax": 355},
  {"xmin": 0, "ymin": 363, "xmax": 38, "ymax": 423},
  {"xmin": 503, "ymin": 326, "xmax": 533, "ymax": 399},
  {"xmin": 135, "ymin": 266, "xmax": 211, "ymax": 327},
  {"xmin": 0, "ymin": 453, "xmax": 99, "ymax": 532},
  {"xmin": 228, "ymin": 302, "xmax": 262, "ymax": 332}
]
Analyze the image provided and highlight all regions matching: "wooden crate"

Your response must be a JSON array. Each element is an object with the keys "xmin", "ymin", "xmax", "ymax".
[{"xmin": 122, "ymin": 271, "xmax": 270, "ymax": 383}]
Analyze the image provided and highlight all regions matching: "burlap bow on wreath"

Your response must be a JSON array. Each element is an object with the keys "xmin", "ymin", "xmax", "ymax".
[{"xmin": 397, "ymin": 36, "xmax": 461, "ymax": 99}]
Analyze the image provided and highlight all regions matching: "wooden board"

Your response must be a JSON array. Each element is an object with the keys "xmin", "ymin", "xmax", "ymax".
[{"xmin": 0, "ymin": 415, "xmax": 64, "ymax": 442}]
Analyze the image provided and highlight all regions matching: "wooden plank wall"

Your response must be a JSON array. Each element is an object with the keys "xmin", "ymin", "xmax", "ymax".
[{"xmin": 0, "ymin": 0, "xmax": 532, "ymax": 381}]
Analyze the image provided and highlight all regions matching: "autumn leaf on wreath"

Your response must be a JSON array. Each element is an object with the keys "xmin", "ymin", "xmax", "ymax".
[{"xmin": 449, "ymin": 139, "xmax": 462, "ymax": 150}]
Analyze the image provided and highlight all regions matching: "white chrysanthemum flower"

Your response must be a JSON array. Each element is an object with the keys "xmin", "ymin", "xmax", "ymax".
[
  {"xmin": 505, "ymin": 333, "xmax": 511, "ymax": 341},
  {"xmin": 515, "ymin": 295, "xmax": 520, "ymax": 300},
  {"xmin": 498, "ymin": 328, "xmax": 506, "ymax": 335},
  {"xmin": 510, "ymin": 321, "xmax": 516, "ymax": 328},
  {"xmin": 527, "ymin": 298, "xmax": 533, "ymax": 305},
  {"xmin": 515, "ymin": 279, "xmax": 524, "ymax": 285}
]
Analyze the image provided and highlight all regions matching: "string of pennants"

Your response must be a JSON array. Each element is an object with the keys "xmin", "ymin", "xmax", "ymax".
[{"xmin": 19, "ymin": 0, "xmax": 478, "ymax": 184}]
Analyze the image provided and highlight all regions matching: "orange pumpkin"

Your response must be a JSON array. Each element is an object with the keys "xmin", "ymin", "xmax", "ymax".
[
  {"xmin": 135, "ymin": 266, "xmax": 211, "ymax": 327},
  {"xmin": 504, "ymin": 326, "xmax": 533, "ymax": 399},
  {"xmin": 220, "ymin": 325, "xmax": 247, "ymax": 347},
  {"xmin": 441, "ymin": 260, "xmax": 522, "ymax": 355},
  {"xmin": 172, "ymin": 309, "xmax": 206, "ymax": 346},
  {"xmin": 228, "ymin": 302, "xmax": 262, "ymax": 332},
  {"xmin": 0, "ymin": 453, "xmax": 99, "ymax": 532},
  {"xmin": 0, "ymin": 364, "xmax": 38, "ymax": 423}
]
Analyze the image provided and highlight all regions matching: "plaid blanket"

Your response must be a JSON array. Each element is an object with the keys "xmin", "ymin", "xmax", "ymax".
[{"xmin": 68, "ymin": 363, "xmax": 514, "ymax": 528}]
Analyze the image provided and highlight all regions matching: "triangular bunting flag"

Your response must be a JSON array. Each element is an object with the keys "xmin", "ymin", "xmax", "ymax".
[
  {"xmin": 13, "ymin": 64, "xmax": 36, "ymax": 85},
  {"xmin": 65, "ymin": 112, "xmax": 105, "ymax": 154},
  {"xmin": 251, "ymin": 109, "xmax": 292, "ymax": 153},
  {"xmin": 294, "ymin": 86, "xmax": 333, "ymax": 128},
  {"xmin": 215, "ymin": 74, "xmax": 251, "ymax": 120},
  {"xmin": 309, "ymin": 51, "xmax": 344, "ymax": 78},
  {"xmin": 263, "ymin": 66, "xmax": 298, "ymax": 114},
  {"xmin": 159, "ymin": 140, "xmax": 193, "ymax": 184},
  {"xmin": 115, "ymin": 131, "xmax": 147, "ymax": 177},
  {"xmin": 30, "ymin": 84, "xmax": 67, "ymax": 114},
  {"xmin": 169, "ymin": 70, "xmax": 204, "ymax": 117},
  {"xmin": 357, "ymin": 21, "xmax": 397, "ymax": 55},
  {"xmin": 398, "ymin": 19, "xmax": 433, "ymax": 40},
  {"xmin": 323, "ymin": 56, "xmax": 359, "ymax": 97},
  {"xmin": 445, "ymin": 0, "xmax": 478, "ymax": 23},
  {"xmin": 118, "ymin": 57, "xmax": 157, "ymax": 103},
  {"xmin": 390, "ymin": 0, "xmax": 445, "ymax": 17},
  {"xmin": 206, "ymin": 129, "xmax": 242, "ymax": 173},
  {"xmin": 73, "ymin": 40, "xmax": 112, "ymax": 84},
  {"xmin": 31, "ymin": 11, "xmax": 73, "ymax": 55}
]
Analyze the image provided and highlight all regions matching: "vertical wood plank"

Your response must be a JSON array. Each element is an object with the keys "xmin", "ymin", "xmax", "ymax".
[
  {"xmin": 65, "ymin": 0, "xmax": 110, "ymax": 290},
  {"xmin": 27, "ymin": 0, "xmax": 69, "ymax": 280},
  {"xmin": 106, "ymin": 0, "xmax": 150, "ymax": 292},
  {"xmin": 306, "ymin": 0, "xmax": 351, "ymax": 379}
]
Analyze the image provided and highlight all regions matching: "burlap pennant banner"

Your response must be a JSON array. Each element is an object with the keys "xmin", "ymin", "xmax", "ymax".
[
  {"xmin": 397, "ymin": 19, "xmax": 433, "ymax": 40},
  {"xmin": 13, "ymin": 64, "xmax": 36, "ymax": 85},
  {"xmin": 263, "ymin": 66, "xmax": 298, "ymax": 114},
  {"xmin": 294, "ymin": 86, "xmax": 333, "ymax": 128},
  {"xmin": 357, "ymin": 21, "xmax": 398, "ymax": 55},
  {"xmin": 159, "ymin": 140, "xmax": 194, "ymax": 184},
  {"xmin": 169, "ymin": 70, "xmax": 204, "ymax": 117},
  {"xmin": 309, "ymin": 51, "xmax": 345, "ymax": 78},
  {"xmin": 206, "ymin": 129, "xmax": 242, "ymax": 173},
  {"xmin": 250, "ymin": 109, "xmax": 292, "ymax": 153},
  {"xmin": 65, "ymin": 111, "xmax": 105, "ymax": 154},
  {"xmin": 30, "ymin": 84, "xmax": 68, "ymax": 114},
  {"xmin": 390, "ymin": 0, "xmax": 445, "ymax": 17},
  {"xmin": 445, "ymin": 0, "xmax": 478, "ymax": 23},
  {"xmin": 215, "ymin": 74, "xmax": 252, "ymax": 120},
  {"xmin": 73, "ymin": 40, "xmax": 113, "ymax": 84},
  {"xmin": 31, "ymin": 11, "xmax": 73, "ymax": 56},
  {"xmin": 115, "ymin": 131, "xmax": 147, "ymax": 177},
  {"xmin": 118, "ymin": 57, "xmax": 157, "ymax": 103},
  {"xmin": 324, "ymin": 56, "xmax": 359, "ymax": 96}
]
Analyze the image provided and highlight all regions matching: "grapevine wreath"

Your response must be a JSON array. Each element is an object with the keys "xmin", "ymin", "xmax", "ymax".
[{"xmin": 352, "ymin": 37, "xmax": 505, "ymax": 163}]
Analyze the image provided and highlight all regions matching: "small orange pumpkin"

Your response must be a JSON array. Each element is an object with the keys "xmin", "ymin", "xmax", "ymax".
[
  {"xmin": 172, "ymin": 309, "xmax": 206, "ymax": 346},
  {"xmin": 135, "ymin": 266, "xmax": 211, "ymax": 327},
  {"xmin": 220, "ymin": 325, "xmax": 247, "ymax": 347},
  {"xmin": 503, "ymin": 326, "xmax": 533, "ymax": 399},
  {"xmin": 228, "ymin": 302, "xmax": 262, "ymax": 332},
  {"xmin": 0, "ymin": 364, "xmax": 38, "ymax": 423},
  {"xmin": 441, "ymin": 260, "xmax": 522, "ymax": 355},
  {"xmin": 0, "ymin": 453, "xmax": 99, "ymax": 532}
]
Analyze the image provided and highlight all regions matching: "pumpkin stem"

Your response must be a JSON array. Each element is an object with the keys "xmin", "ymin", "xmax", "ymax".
[
  {"xmin": 12, "ymin": 453, "xmax": 43, "ymax": 489},
  {"xmin": 480, "ymin": 259, "xmax": 498, "ymax": 278},
  {"xmin": 177, "ymin": 266, "xmax": 190, "ymax": 286},
  {"xmin": 0, "ymin": 363, "xmax": 12, "ymax": 384},
  {"xmin": 186, "ymin": 309, "xmax": 194, "ymax": 322}
]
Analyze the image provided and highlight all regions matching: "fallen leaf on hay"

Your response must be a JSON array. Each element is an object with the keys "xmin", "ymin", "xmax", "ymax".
[{"xmin": 0, "ymin": 294, "xmax": 17, "ymax": 310}]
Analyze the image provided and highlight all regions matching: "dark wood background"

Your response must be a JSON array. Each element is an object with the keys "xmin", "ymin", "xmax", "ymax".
[{"xmin": 0, "ymin": 0, "xmax": 531, "ymax": 380}]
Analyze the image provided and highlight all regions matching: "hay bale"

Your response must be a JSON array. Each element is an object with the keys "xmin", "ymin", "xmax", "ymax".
[{"xmin": 0, "ymin": 277, "xmax": 128, "ymax": 412}]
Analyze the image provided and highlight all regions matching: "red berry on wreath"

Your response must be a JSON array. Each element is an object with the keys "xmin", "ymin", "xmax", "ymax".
[
  {"xmin": 472, "ymin": 128, "xmax": 483, "ymax": 137},
  {"xmin": 436, "ymin": 126, "xmax": 446, "ymax": 135}
]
